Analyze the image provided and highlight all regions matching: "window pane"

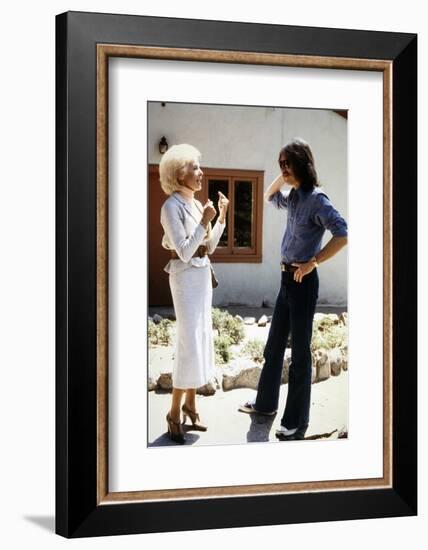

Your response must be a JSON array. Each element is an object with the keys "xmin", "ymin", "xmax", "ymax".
[
  {"xmin": 234, "ymin": 180, "xmax": 253, "ymax": 247},
  {"xmin": 208, "ymin": 179, "xmax": 229, "ymax": 246}
]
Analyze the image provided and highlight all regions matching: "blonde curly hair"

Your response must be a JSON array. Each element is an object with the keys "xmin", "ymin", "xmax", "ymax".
[{"xmin": 159, "ymin": 144, "xmax": 201, "ymax": 195}]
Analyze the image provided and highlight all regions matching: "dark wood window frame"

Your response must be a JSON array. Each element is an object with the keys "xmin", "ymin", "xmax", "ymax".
[{"xmin": 199, "ymin": 168, "xmax": 264, "ymax": 263}]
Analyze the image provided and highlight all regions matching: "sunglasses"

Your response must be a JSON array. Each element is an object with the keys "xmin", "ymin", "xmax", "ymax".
[{"xmin": 278, "ymin": 159, "xmax": 290, "ymax": 170}]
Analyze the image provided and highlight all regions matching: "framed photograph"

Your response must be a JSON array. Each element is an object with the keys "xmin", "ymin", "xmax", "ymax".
[
  {"xmin": 56, "ymin": 11, "xmax": 417, "ymax": 537},
  {"xmin": 144, "ymin": 100, "xmax": 348, "ymax": 450}
]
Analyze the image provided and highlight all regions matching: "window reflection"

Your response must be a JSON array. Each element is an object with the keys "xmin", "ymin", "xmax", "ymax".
[
  {"xmin": 208, "ymin": 179, "xmax": 229, "ymax": 246},
  {"xmin": 234, "ymin": 180, "xmax": 253, "ymax": 247}
]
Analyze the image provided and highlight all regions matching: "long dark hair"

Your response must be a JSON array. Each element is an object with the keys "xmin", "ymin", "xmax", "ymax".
[{"xmin": 280, "ymin": 138, "xmax": 319, "ymax": 192}]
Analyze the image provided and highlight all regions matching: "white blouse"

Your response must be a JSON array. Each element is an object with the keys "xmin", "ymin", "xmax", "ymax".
[{"xmin": 160, "ymin": 192, "xmax": 226, "ymax": 275}]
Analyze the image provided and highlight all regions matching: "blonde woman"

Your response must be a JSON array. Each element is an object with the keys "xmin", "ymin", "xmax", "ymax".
[{"xmin": 159, "ymin": 144, "xmax": 229, "ymax": 444}]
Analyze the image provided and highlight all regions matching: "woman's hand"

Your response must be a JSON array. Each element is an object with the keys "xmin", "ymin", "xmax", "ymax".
[
  {"xmin": 201, "ymin": 200, "xmax": 216, "ymax": 227},
  {"xmin": 217, "ymin": 191, "xmax": 229, "ymax": 223}
]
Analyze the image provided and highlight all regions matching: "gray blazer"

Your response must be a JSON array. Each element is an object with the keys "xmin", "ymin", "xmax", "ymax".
[{"xmin": 160, "ymin": 192, "xmax": 225, "ymax": 274}]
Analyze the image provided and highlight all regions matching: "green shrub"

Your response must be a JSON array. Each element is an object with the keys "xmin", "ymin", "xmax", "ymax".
[
  {"xmin": 148, "ymin": 319, "xmax": 172, "ymax": 346},
  {"xmin": 311, "ymin": 317, "xmax": 347, "ymax": 351},
  {"xmin": 212, "ymin": 308, "xmax": 245, "ymax": 344},
  {"xmin": 214, "ymin": 334, "xmax": 232, "ymax": 366},
  {"xmin": 212, "ymin": 308, "xmax": 226, "ymax": 331},
  {"xmin": 241, "ymin": 338, "xmax": 265, "ymax": 363}
]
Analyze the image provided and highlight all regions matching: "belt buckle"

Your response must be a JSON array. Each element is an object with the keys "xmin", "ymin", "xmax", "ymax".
[{"xmin": 281, "ymin": 262, "xmax": 295, "ymax": 273}]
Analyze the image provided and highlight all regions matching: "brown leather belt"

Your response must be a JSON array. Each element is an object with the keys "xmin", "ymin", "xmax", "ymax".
[
  {"xmin": 171, "ymin": 245, "xmax": 208, "ymax": 260},
  {"xmin": 281, "ymin": 262, "xmax": 298, "ymax": 273}
]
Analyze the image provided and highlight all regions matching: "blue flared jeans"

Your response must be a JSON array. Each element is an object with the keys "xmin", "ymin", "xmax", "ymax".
[{"xmin": 255, "ymin": 269, "xmax": 319, "ymax": 433}]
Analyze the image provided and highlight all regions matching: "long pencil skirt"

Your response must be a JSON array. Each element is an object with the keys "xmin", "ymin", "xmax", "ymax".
[{"xmin": 169, "ymin": 265, "xmax": 215, "ymax": 389}]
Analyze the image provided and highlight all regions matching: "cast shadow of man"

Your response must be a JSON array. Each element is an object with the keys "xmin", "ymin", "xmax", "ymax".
[{"xmin": 246, "ymin": 413, "xmax": 277, "ymax": 443}]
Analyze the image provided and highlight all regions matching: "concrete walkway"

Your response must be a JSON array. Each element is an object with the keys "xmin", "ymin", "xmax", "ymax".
[
  {"xmin": 148, "ymin": 371, "xmax": 348, "ymax": 447},
  {"xmin": 150, "ymin": 305, "xmax": 347, "ymax": 319}
]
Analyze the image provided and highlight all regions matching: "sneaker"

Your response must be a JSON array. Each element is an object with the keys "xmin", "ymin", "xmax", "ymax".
[
  {"xmin": 275, "ymin": 425, "xmax": 298, "ymax": 437},
  {"xmin": 238, "ymin": 400, "xmax": 276, "ymax": 415},
  {"xmin": 277, "ymin": 425, "xmax": 308, "ymax": 440}
]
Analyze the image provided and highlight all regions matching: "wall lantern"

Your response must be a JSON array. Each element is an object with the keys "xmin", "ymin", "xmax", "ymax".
[{"xmin": 159, "ymin": 136, "xmax": 169, "ymax": 154}]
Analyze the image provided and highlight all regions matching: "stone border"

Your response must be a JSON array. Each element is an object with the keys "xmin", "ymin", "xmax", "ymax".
[{"xmin": 148, "ymin": 312, "xmax": 348, "ymax": 394}]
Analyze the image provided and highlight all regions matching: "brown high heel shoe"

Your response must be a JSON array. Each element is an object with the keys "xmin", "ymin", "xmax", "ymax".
[
  {"xmin": 182, "ymin": 404, "xmax": 207, "ymax": 431},
  {"xmin": 166, "ymin": 413, "xmax": 186, "ymax": 444}
]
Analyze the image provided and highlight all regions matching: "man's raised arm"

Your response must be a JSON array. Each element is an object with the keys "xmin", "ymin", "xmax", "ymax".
[{"xmin": 264, "ymin": 174, "xmax": 289, "ymax": 209}]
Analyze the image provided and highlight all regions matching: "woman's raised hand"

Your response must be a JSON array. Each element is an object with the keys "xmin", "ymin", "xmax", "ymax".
[
  {"xmin": 218, "ymin": 191, "xmax": 229, "ymax": 222},
  {"xmin": 201, "ymin": 199, "xmax": 217, "ymax": 227}
]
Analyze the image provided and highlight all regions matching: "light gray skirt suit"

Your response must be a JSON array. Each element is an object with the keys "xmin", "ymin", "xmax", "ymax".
[{"xmin": 160, "ymin": 192, "xmax": 225, "ymax": 389}]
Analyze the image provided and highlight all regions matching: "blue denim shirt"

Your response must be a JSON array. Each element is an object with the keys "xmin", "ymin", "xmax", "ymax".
[{"xmin": 269, "ymin": 187, "xmax": 348, "ymax": 263}]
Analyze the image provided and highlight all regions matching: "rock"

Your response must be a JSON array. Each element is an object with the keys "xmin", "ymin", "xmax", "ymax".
[
  {"xmin": 197, "ymin": 368, "xmax": 223, "ymax": 395},
  {"xmin": 148, "ymin": 348, "xmax": 166, "ymax": 389},
  {"xmin": 281, "ymin": 349, "xmax": 292, "ymax": 384},
  {"xmin": 313, "ymin": 348, "xmax": 330, "ymax": 382},
  {"xmin": 155, "ymin": 369, "xmax": 222, "ymax": 395},
  {"xmin": 222, "ymin": 359, "xmax": 262, "ymax": 390},
  {"xmin": 220, "ymin": 354, "xmax": 296, "ymax": 391},
  {"xmin": 311, "ymin": 366, "xmax": 317, "ymax": 383},
  {"xmin": 328, "ymin": 348, "xmax": 343, "ymax": 376},
  {"xmin": 197, "ymin": 380, "xmax": 217, "ymax": 396},
  {"xmin": 244, "ymin": 317, "xmax": 256, "ymax": 325},
  {"xmin": 314, "ymin": 313, "xmax": 340, "ymax": 325},
  {"xmin": 314, "ymin": 312, "xmax": 327, "ymax": 323},
  {"xmin": 341, "ymin": 345, "xmax": 348, "ymax": 371},
  {"xmin": 148, "ymin": 375, "xmax": 158, "ymax": 391},
  {"xmin": 235, "ymin": 315, "xmax": 244, "ymax": 322},
  {"xmin": 281, "ymin": 365, "xmax": 289, "ymax": 385},
  {"xmin": 339, "ymin": 312, "xmax": 348, "ymax": 325},
  {"xmin": 153, "ymin": 314, "xmax": 163, "ymax": 324},
  {"xmin": 221, "ymin": 352, "xmax": 294, "ymax": 391},
  {"xmin": 157, "ymin": 372, "xmax": 172, "ymax": 391},
  {"xmin": 148, "ymin": 316, "xmax": 153, "ymax": 323},
  {"xmin": 326, "ymin": 313, "xmax": 340, "ymax": 325},
  {"xmin": 282, "ymin": 349, "xmax": 320, "ymax": 384},
  {"xmin": 338, "ymin": 426, "xmax": 348, "ymax": 439},
  {"xmin": 257, "ymin": 315, "xmax": 268, "ymax": 327},
  {"xmin": 214, "ymin": 367, "xmax": 224, "ymax": 388}
]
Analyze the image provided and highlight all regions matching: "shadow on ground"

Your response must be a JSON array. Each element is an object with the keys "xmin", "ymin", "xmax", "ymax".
[
  {"xmin": 148, "ymin": 427, "xmax": 201, "ymax": 447},
  {"xmin": 246, "ymin": 413, "xmax": 277, "ymax": 442},
  {"xmin": 23, "ymin": 516, "xmax": 55, "ymax": 533}
]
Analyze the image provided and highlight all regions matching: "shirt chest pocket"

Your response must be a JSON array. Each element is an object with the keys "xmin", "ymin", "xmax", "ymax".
[
  {"xmin": 295, "ymin": 207, "xmax": 312, "ymax": 227},
  {"xmin": 293, "ymin": 207, "xmax": 316, "ymax": 241}
]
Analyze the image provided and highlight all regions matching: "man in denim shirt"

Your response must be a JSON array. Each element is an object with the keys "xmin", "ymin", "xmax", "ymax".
[{"xmin": 239, "ymin": 138, "xmax": 348, "ymax": 440}]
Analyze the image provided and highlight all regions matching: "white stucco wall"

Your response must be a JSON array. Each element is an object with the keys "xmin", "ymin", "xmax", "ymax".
[{"xmin": 148, "ymin": 102, "xmax": 348, "ymax": 307}]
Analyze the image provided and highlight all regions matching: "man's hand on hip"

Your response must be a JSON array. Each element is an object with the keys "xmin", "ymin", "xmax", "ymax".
[{"xmin": 291, "ymin": 258, "xmax": 318, "ymax": 283}]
